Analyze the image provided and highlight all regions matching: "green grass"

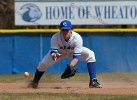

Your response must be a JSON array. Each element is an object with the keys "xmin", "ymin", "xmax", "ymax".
[
  {"xmin": 0, "ymin": 93, "xmax": 137, "ymax": 100},
  {"xmin": 0, "ymin": 73, "xmax": 90, "ymax": 83},
  {"xmin": 0, "ymin": 72, "xmax": 137, "ymax": 83}
]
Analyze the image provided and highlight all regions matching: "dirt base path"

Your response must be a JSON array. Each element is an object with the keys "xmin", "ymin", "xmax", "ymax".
[{"xmin": 0, "ymin": 82, "xmax": 137, "ymax": 95}]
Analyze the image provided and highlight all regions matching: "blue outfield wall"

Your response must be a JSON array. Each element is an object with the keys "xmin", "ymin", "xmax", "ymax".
[{"xmin": 0, "ymin": 32, "xmax": 137, "ymax": 74}]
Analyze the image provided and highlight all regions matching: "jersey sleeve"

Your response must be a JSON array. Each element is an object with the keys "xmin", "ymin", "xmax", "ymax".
[
  {"xmin": 73, "ymin": 36, "xmax": 83, "ymax": 59},
  {"xmin": 50, "ymin": 35, "xmax": 59, "ymax": 54}
]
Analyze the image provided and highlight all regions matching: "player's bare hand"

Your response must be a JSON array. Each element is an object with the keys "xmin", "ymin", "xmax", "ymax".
[
  {"xmin": 51, "ymin": 53, "xmax": 62, "ymax": 61},
  {"xmin": 56, "ymin": 53, "xmax": 62, "ymax": 57}
]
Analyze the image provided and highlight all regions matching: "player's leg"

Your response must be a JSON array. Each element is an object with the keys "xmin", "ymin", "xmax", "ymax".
[
  {"xmin": 80, "ymin": 47, "xmax": 102, "ymax": 88},
  {"xmin": 29, "ymin": 51, "xmax": 61, "ymax": 88}
]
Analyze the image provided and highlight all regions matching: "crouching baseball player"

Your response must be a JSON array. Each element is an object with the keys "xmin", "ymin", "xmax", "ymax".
[{"xmin": 29, "ymin": 20, "xmax": 102, "ymax": 88}]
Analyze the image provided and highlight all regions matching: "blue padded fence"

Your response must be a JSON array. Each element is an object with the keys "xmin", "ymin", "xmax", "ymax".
[{"xmin": 0, "ymin": 32, "xmax": 137, "ymax": 74}]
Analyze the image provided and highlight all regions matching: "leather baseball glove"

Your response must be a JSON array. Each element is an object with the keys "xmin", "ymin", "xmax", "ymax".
[{"xmin": 61, "ymin": 65, "xmax": 77, "ymax": 79}]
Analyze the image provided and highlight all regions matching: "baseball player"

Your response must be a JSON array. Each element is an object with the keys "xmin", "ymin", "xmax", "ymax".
[{"xmin": 29, "ymin": 20, "xmax": 102, "ymax": 88}]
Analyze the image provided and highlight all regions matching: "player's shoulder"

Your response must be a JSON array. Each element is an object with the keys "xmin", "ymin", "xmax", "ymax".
[
  {"xmin": 52, "ymin": 32, "xmax": 60, "ymax": 38},
  {"xmin": 72, "ymin": 31, "xmax": 81, "ymax": 36},
  {"xmin": 72, "ymin": 31, "xmax": 82, "ymax": 40}
]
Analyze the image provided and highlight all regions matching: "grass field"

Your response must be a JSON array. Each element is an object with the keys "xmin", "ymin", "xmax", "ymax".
[
  {"xmin": 0, "ymin": 93, "xmax": 137, "ymax": 100},
  {"xmin": 0, "ymin": 73, "xmax": 137, "ymax": 100}
]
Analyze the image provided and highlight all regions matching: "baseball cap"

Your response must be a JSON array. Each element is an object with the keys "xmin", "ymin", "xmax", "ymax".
[{"xmin": 60, "ymin": 20, "xmax": 72, "ymax": 30}]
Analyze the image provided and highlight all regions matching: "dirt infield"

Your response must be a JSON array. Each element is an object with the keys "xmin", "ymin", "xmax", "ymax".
[
  {"xmin": 0, "ymin": 82, "xmax": 137, "ymax": 95},
  {"xmin": 0, "ymin": 73, "xmax": 137, "ymax": 95}
]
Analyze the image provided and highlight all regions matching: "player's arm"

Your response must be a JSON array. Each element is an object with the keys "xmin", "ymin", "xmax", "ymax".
[
  {"xmin": 69, "ymin": 36, "xmax": 83, "ymax": 68},
  {"xmin": 61, "ymin": 35, "xmax": 83, "ymax": 79},
  {"xmin": 50, "ymin": 35, "xmax": 62, "ymax": 61},
  {"xmin": 70, "ymin": 54, "xmax": 79, "ymax": 68}
]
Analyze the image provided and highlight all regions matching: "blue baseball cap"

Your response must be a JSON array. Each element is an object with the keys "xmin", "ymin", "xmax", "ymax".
[{"xmin": 60, "ymin": 20, "xmax": 72, "ymax": 30}]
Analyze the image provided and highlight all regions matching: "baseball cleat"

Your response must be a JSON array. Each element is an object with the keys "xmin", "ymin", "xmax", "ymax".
[
  {"xmin": 89, "ymin": 79, "xmax": 102, "ymax": 88},
  {"xmin": 28, "ymin": 81, "xmax": 38, "ymax": 89}
]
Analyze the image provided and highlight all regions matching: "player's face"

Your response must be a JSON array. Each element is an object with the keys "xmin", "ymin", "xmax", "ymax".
[{"xmin": 61, "ymin": 29, "xmax": 72, "ymax": 40}]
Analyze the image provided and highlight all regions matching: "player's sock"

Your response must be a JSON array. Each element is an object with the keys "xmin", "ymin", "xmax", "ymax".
[
  {"xmin": 33, "ymin": 69, "xmax": 44, "ymax": 83},
  {"xmin": 87, "ymin": 62, "xmax": 96, "ymax": 80}
]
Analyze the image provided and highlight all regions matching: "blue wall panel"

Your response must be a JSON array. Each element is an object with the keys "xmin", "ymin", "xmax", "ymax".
[
  {"xmin": 0, "ymin": 33, "xmax": 137, "ymax": 74},
  {"xmin": 12, "ymin": 34, "xmax": 41, "ymax": 74},
  {"xmin": 0, "ymin": 35, "xmax": 13, "ymax": 74},
  {"xmin": 91, "ymin": 33, "xmax": 137, "ymax": 73}
]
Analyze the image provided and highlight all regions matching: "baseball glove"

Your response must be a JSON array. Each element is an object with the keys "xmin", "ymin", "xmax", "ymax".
[{"xmin": 61, "ymin": 65, "xmax": 77, "ymax": 79}]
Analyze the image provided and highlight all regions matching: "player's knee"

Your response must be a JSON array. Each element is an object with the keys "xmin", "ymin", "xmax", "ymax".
[
  {"xmin": 37, "ymin": 62, "xmax": 48, "ymax": 72},
  {"xmin": 86, "ymin": 57, "xmax": 96, "ymax": 62},
  {"xmin": 86, "ymin": 51, "xmax": 96, "ymax": 62}
]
